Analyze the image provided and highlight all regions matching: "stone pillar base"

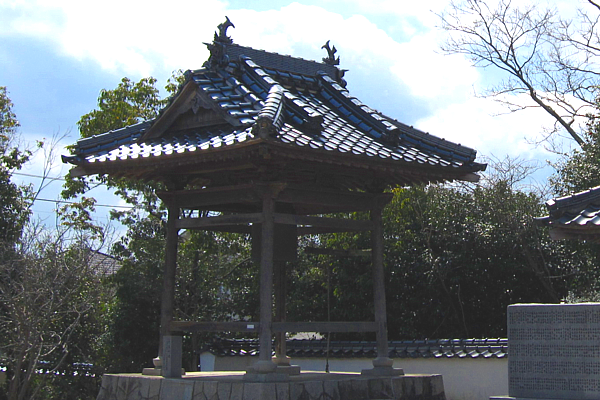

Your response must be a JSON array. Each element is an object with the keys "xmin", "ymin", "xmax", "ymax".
[
  {"xmin": 361, "ymin": 366, "xmax": 404, "ymax": 376},
  {"xmin": 242, "ymin": 372, "xmax": 292, "ymax": 382},
  {"xmin": 276, "ymin": 365, "xmax": 301, "ymax": 375},
  {"xmin": 141, "ymin": 367, "xmax": 186, "ymax": 376},
  {"xmin": 141, "ymin": 367, "xmax": 162, "ymax": 376}
]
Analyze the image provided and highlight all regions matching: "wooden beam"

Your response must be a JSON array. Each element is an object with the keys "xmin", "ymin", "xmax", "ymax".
[
  {"xmin": 176, "ymin": 213, "xmax": 263, "ymax": 230},
  {"xmin": 157, "ymin": 184, "xmax": 261, "ymax": 209},
  {"xmin": 273, "ymin": 213, "xmax": 373, "ymax": 231},
  {"xmin": 157, "ymin": 184, "xmax": 394, "ymax": 214},
  {"xmin": 272, "ymin": 321, "xmax": 379, "ymax": 333},
  {"xmin": 297, "ymin": 227, "xmax": 363, "ymax": 235},
  {"xmin": 278, "ymin": 187, "xmax": 390, "ymax": 211},
  {"xmin": 304, "ymin": 247, "xmax": 371, "ymax": 257},
  {"xmin": 176, "ymin": 211, "xmax": 373, "ymax": 232},
  {"xmin": 549, "ymin": 227, "xmax": 600, "ymax": 242},
  {"xmin": 188, "ymin": 225, "xmax": 252, "ymax": 234},
  {"xmin": 168, "ymin": 321, "xmax": 379, "ymax": 333},
  {"xmin": 169, "ymin": 321, "xmax": 260, "ymax": 333}
]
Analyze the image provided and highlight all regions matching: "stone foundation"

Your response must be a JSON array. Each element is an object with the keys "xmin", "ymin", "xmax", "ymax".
[{"xmin": 96, "ymin": 371, "xmax": 445, "ymax": 400}]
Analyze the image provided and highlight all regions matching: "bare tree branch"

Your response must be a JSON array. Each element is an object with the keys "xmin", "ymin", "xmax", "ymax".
[{"xmin": 439, "ymin": 0, "xmax": 600, "ymax": 147}]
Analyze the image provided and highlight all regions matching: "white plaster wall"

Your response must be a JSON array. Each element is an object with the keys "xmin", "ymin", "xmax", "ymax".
[
  {"xmin": 199, "ymin": 351, "xmax": 216, "ymax": 372},
  {"xmin": 206, "ymin": 355, "xmax": 508, "ymax": 400}
]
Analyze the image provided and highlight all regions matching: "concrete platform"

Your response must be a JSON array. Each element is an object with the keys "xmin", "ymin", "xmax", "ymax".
[{"xmin": 96, "ymin": 371, "xmax": 446, "ymax": 400}]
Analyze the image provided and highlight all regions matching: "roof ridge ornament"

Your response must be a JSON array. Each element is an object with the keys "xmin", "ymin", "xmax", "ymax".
[
  {"xmin": 215, "ymin": 16, "xmax": 235, "ymax": 44},
  {"xmin": 321, "ymin": 40, "xmax": 340, "ymax": 66},
  {"xmin": 321, "ymin": 41, "xmax": 348, "ymax": 88},
  {"xmin": 204, "ymin": 17, "xmax": 235, "ymax": 69}
]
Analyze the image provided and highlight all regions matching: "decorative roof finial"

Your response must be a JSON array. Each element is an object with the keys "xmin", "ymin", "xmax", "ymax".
[
  {"xmin": 215, "ymin": 16, "xmax": 235, "ymax": 44},
  {"xmin": 204, "ymin": 17, "xmax": 235, "ymax": 69},
  {"xmin": 321, "ymin": 40, "xmax": 340, "ymax": 66}
]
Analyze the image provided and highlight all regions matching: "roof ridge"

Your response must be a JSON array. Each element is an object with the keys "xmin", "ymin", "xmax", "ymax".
[
  {"xmin": 223, "ymin": 43, "xmax": 341, "ymax": 82},
  {"xmin": 230, "ymin": 43, "xmax": 333, "ymax": 70},
  {"xmin": 548, "ymin": 185, "xmax": 600, "ymax": 211},
  {"xmin": 252, "ymin": 85, "xmax": 286, "ymax": 138}
]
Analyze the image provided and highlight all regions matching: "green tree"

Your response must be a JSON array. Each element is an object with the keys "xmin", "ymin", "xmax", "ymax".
[
  {"xmin": 287, "ymin": 162, "xmax": 599, "ymax": 339},
  {"xmin": 66, "ymin": 74, "xmax": 258, "ymax": 372},
  {"xmin": 63, "ymin": 77, "xmax": 168, "ymax": 200},
  {"xmin": 63, "ymin": 76, "xmax": 170, "ymax": 372},
  {"xmin": 0, "ymin": 224, "xmax": 107, "ymax": 400},
  {"xmin": 551, "ymin": 116, "xmax": 600, "ymax": 195},
  {"xmin": 0, "ymin": 87, "xmax": 31, "ymax": 244},
  {"xmin": 548, "ymin": 103, "xmax": 600, "ymax": 301},
  {"xmin": 0, "ymin": 87, "xmax": 111, "ymax": 400}
]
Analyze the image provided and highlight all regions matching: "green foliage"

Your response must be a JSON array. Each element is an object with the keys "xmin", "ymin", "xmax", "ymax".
[
  {"xmin": 549, "ymin": 111, "xmax": 600, "ymax": 302},
  {"xmin": 552, "ymin": 117, "xmax": 600, "ymax": 194},
  {"xmin": 99, "ymin": 214, "xmax": 256, "ymax": 372},
  {"xmin": 0, "ymin": 230, "xmax": 106, "ymax": 400},
  {"xmin": 77, "ymin": 77, "xmax": 164, "ymax": 139},
  {"xmin": 101, "ymin": 214, "xmax": 165, "ymax": 372},
  {"xmin": 62, "ymin": 77, "xmax": 167, "ymax": 201},
  {"xmin": 288, "ymin": 178, "xmax": 599, "ymax": 340},
  {"xmin": 0, "ymin": 87, "xmax": 111, "ymax": 400},
  {"xmin": 0, "ymin": 87, "xmax": 31, "ymax": 243}
]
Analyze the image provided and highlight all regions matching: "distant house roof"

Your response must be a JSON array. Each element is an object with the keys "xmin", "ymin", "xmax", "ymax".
[
  {"xmin": 536, "ymin": 186, "xmax": 600, "ymax": 242},
  {"xmin": 89, "ymin": 250, "xmax": 121, "ymax": 275},
  {"xmin": 63, "ymin": 19, "xmax": 485, "ymax": 191},
  {"xmin": 206, "ymin": 338, "xmax": 508, "ymax": 359}
]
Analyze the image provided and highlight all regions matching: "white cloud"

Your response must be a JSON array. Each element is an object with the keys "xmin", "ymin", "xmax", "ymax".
[
  {"xmin": 317, "ymin": 0, "xmax": 449, "ymax": 31},
  {"xmin": 1, "ymin": 0, "xmax": 229, "ymax": 75},
  {"xmin": 0, "ymin": 1, "xmax": 468, "ymax": 91},
  {"xmin": 2, "ymin": 0, "xmax": 576, "ymax": 181},
  {"xmin": 389, "ymin": 31, "xmax": 479, "ymax": 102},
  {"xmin": 415, "ymin": 94, "xmax": 576, "ymax": 163}
]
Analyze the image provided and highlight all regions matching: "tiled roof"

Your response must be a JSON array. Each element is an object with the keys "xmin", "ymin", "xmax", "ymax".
[
  {"xmin": 206, "ymin": 338, "xmax": 508, "ymax": 359},
  {"xmin": 89, "ymin": 251, "xmax": 121, "ymax": 275},
  {"xmin": 218, "ymin": 44, "xmax": 340, "ymax": 80},
  {"xmin": 536, "ymin": 186, "xmax": 600, "ymax": 241},
  {"xmin": 64, "ymin": 21, "xmax": 485, "ymax": 188}
]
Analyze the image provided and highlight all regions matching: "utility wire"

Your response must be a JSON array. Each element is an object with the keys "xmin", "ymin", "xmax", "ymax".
[
  {"xmin": 13, "ymin": 172, "xmax": 66, "ymax": 181},
  {"xmin": 34, "ymin": 198, "xmax": 134, "ymax": 209},
  {"xmin": 13, "ymin": 172, "xmax": 107, "ymax": 187}
]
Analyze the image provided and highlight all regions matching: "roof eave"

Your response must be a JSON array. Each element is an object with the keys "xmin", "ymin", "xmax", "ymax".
[{"xmin": 65, "ymin": 137, "xmax": 484, "ymax": 186}]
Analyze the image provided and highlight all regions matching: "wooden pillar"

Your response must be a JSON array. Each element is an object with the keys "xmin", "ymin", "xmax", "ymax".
[
  {"xmin": 371, "ymin": 203, "xmax": 392, "ymax": 367},
  {"xmin": 254, "ymin": 194, "xmax": 277, "ymax": 373},
  {"xmin": 364, "ymin": 196, "xmax": 402, "ymax": 376},
  {"xmin": 158, "ymin": 201, "xmax": 180, "ymax": 365},
  {"xmin": 274, "ymin": 260, "xmax": 289, "ymax": 365}
]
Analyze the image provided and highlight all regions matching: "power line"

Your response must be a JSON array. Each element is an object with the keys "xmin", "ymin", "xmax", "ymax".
[
  {"xmin": 13, "ymin": 172, "xmax": 107, "ymax": 187},
  {"xmin": 35, "ymin": 198, "xmax": 134, "ymax": 209},
  {"xmin": 13, "ymin": 172, "xmax": 66, "ymax": 181}
]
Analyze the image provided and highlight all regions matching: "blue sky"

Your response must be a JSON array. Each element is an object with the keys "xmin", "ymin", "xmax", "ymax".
[{"xmin": 0, "ymin": 0, "xmax": 583, "ymax": 228}]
